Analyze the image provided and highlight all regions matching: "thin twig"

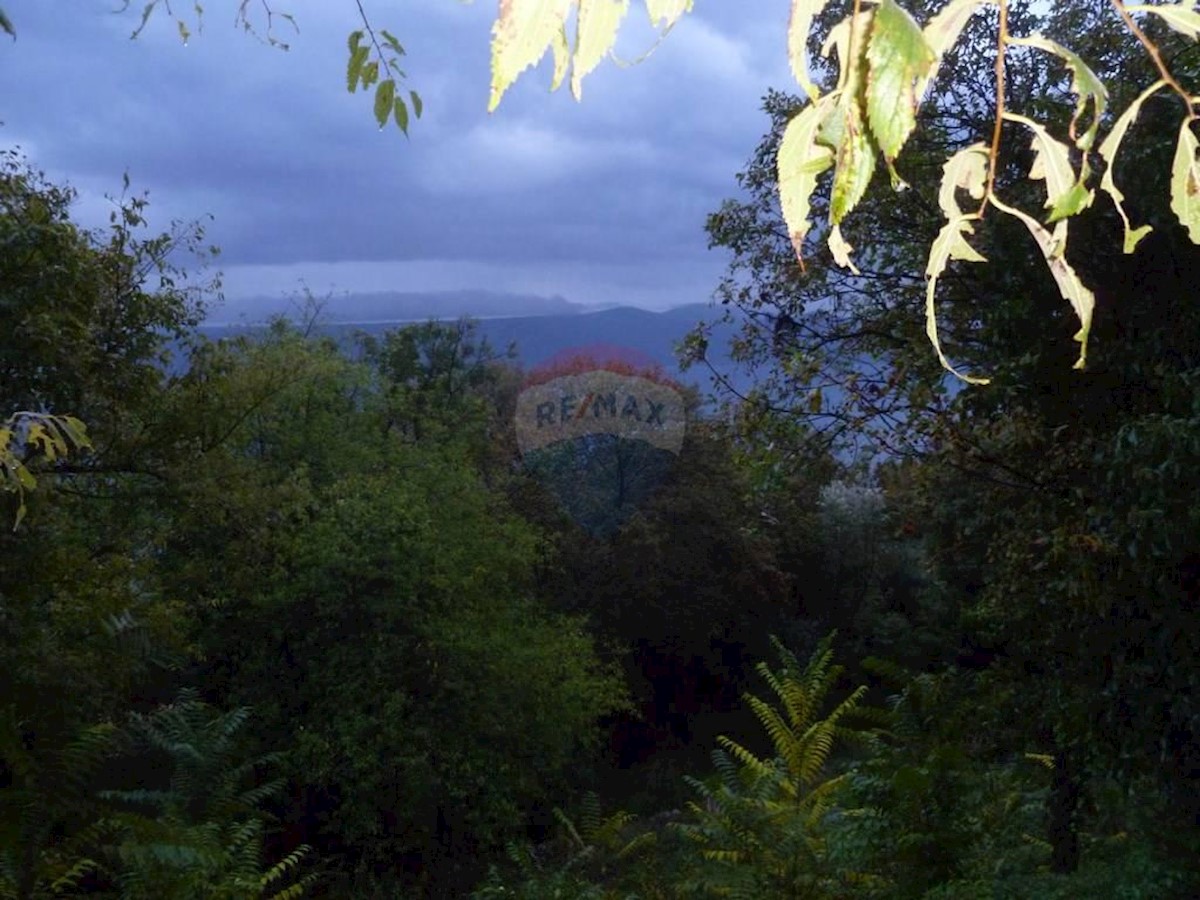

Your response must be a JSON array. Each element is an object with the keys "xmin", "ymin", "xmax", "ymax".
[
  {"xmin": 981, "ymin": 0, "xmax": 1009, "ymax": 214},
  {"xmin": 354, "ymin": 0, "xmax": 397, "ymax": 82},
  {"xmin": 1109, "ymin": 0, "xmax": 1195, "ymax": 113}
]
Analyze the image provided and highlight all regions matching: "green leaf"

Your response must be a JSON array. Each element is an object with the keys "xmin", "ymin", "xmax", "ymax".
[
  {"xmin": 374, "ymin": 79, "xmax": 396, "ymax": 129},
  {"xmin": 1127, "ymin": 3, "xmax": 1200, "ymax": 40},
  {"xmin": 410, "ymin": 90, "xmax": 423, "ymax": 119},
  {"xmin": 361, "ymin": 60, "xmax": 379, "ymax": 87},
  {"xmin": 1011, "ymin": 34, "xmax": 1108, "ymax": 150},
  {"xmin": 1098, "ymin": 79, "xmax": 1165, "ymax": 252},
  {"xmin": 573, "ymin": 0, "xmax": 629, "ymax": 100},
  {"xmin": 866, "ymin": 0, "xmax": 935, "ymax": 163},
  {"xmin": 1004, "ymin": 112, "xmax": 1088, "ymax": 218},
  {"xmin": 1170, "ymin": 116, "xmax": 1200, "ymax": 242},
  {"xmin": 346, "ymin": 44, "xmax": 369, "ymax": 92},
  {"xmin": 394, "ymin": 97, "xmax": 410, "ymax": 135},
  {"xmin": 133, "ymin": 2, "xmax": 156, "ymax": 38},
  {"xmin": 0, "ymin": 7, "xmax": 14, "ymax": 39},
  {"xmin": 644, "ymin": 0, "xmax": 692, "ymax": 28},
  {"xmin": 1048, "ymin": 179, "xmax": 1094, "ymax": 222},
  {"xmin": 348, "ymin": 29, "xmax": 363, "ymax": 53},
  {"xmin": 489, "ymin": 0, "xmax": 572, "ymax": 112},
  {"xmin": 776, "ymin": 92, "xmax": 839, "ymax": 266},
  {"xmin": 830, "ymin": 100, "xmax": 875, "ymax": 225},
  {"xmin": 379, "ymin": 28, "xmax": 405, "ymax": 56},
  {"xmin": 990, "ymin": 195, "xmax": 1096, "ymax": 370},
  {"xmin": 788, "ymin": 0, "xmax": 833, "ymax": 102},
  {"xmin": 918, "ymin": 0, "xmax": 992, "ymax": 98}
]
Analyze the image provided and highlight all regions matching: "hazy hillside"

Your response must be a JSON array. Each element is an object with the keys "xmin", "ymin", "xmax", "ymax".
[
  {"xmin": 207, "ymin": 290, "xmax": 589, "ymax": 325},
  {"xmin": 199, "ymin": 302, "xmax": 749, "ymax": 398}
]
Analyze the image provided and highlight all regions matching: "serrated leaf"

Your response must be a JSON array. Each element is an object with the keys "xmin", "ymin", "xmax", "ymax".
[
  {"xmin": 866, "ymin": 0, "xmax": 935, "ymax": 162},
  {"xmin": 361, "ymin": 60, "xmax": 380, "ymax": 87},
  {"xmin": 990, "ymin": 195, "xmax": 1096, "ymax": 369},
  {"xmin": 1011, "ymin": 34, "xmax": 1108, "ymax": 150},
  {"xmin": 394, "ymin": 97, "xmax": 410, "ymax": 135},
  {"xmin": 789, "ymin": 0, "xmax": 833, "ymax": 102},
  {"xmin": 830, "ymin": 101, "xmax": 875, "ymax": 224},
  {"xmin": 821, "ymin": 9, "xmax": 874, "ymax": 93},
  {"xmin": 927, "ymin": 145, "xmax": 990, "ymax": 384},
  {"xmin": 925, "ymin": 219, "xmax": 989, "ymax": 384},
  {"xmin": 489, "ymin": 0, "xmax": 572, "ymax": 112},
  {"xmin": 573, "ymin": 0, "xmax": 628, "ymax": 100},
  {"xmin": 1170, "ymin": 116, "xmax": 1200, "ymax": 242},
  {"xmin": 374, "ymin": 79, "xmax": 396, "ymax": 128},
  {"xmin": 1127, "ymin": 3, "xmax": 1200, "ymax": 40},
  {"xmin": 918, "ymin": 0, "xmax": 993, "ymax": 98},
  {"xmin": 1098, "ymin": 79, "xmax": 1165, "ymax": 252},
  {"xmin": 644, "ymin": 0, "xmax": 692, "ymax": 28},
  {"xmin": 0, "ymin": 8, "xmax": 15, "ymax": 39},
  {"xmin": 828, "ymin": 223, "xmax": 860, "ymax": 274},
  {"xmin": 1004, "ymin": 113, "xmax": 1082, "ymax": 216},
  {"xmin": 777, "ymin": 92, "xmax": 839, "ymax": 266},
  {"xmin": 937, "ymin": 142, "xmax": 988, "ymax": 218},
  {"xmin": 346, "ymin": 44, "xmax": 369, "ymax": 92}
]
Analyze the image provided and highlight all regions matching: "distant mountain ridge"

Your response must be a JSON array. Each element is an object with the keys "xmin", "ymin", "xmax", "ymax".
[
  {"xmin": 207, "ymin": 289, "xmax": 589, "ymax": 325},
  {"xmin": 199, "ymin": 301, "xmax": 745, "ymax": 396}
]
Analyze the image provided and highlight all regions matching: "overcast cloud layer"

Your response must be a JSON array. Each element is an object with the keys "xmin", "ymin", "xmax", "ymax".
[{"xmin": 4, "ymin": 1, "xmax": 792, "ymax": 313}]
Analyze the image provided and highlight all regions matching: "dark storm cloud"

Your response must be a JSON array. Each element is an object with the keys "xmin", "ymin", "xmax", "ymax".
[{"xmin": 3, "ymin": 0, "xmax": 792, "ymax": 308}]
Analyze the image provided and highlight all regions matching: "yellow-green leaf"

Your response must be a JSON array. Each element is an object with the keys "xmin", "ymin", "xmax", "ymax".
[
  {"xmin": 830, "ymin": 100, "xmax": 876, "ymax": 224},
  {"xmin": 777, "ymin": 92, "xmax": 839, "ymax": 265},
  {"xmin": 1011, "ymin": 34, "xmax": 1108, "ymax": 150},
  {"xmin": 937, "ymin": 141, "xmax": 988, "ymax": 218},
  {"xmin": 374, "ymin": 79, "xmax": 395, "ymax": 128},
  {"xmin": 821, "ymin": 9, "xmax": 874, "ymax": 94},
  {"xmin": 789, "ymin": 0, "xmax": 833, "ymax": 102},
  {"xmin": 926, "ymin": 145, "xmax": 990, "ymax": 384},
  {"xmin": 644, "ymin": 0, "xmax": 692, "ymax": 28},
  {"xmin": 990, "ymin": 195, "xmax": 1096, "ymax": 370},
  {"xmin": 1171, "ymin": 116, "xmax": 1200, "ymax": 242},
  {"xmin": 1098, "ymin": 80, "xmax": 1164, "ymax": 251},
  {"xmin": 828, "ymin": 223, "xmax": 860, "ymax": 274},
  {"xmin": 489, "ymin": 0, "xmax": 572, "ymax": 112},
  {"xmin": 573, "ymin": 0, "xmax": 628, "ymax": 99},
  {"xmin": 925, "ymin": 217, "xmax": 988, "ymax": 384},
  {"xmin": 918, "ymin": 0, "xmax": 993, "ymax": 99},
  {"xmin": 866, "ymin": 0, "xmax": 935, "ymax": 162},
  {"xmin": 1004, "ymin": 112, "xmax": 1084, "ymax": 217},
  {"xmin": 1127, "ymin": 3, "xmax": 1200, "ymax": 40}
]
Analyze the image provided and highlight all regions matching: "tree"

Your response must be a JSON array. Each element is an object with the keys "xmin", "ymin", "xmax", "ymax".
[
  {"xmin": 671, "ymin": 0, "xmax": 1200, "ymax": 884},
  {"xmin": 674, "ymin": 633, "xmax": 881, "ymax": 898},
  {"xmin": 148, "ymin": 321, "xmax": 628, "ymax": 896}
]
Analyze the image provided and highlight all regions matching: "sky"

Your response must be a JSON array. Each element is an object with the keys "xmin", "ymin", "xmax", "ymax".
[{"xmin": 3, "ymin": 1, "xmax": 794, "ymax": 315}]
